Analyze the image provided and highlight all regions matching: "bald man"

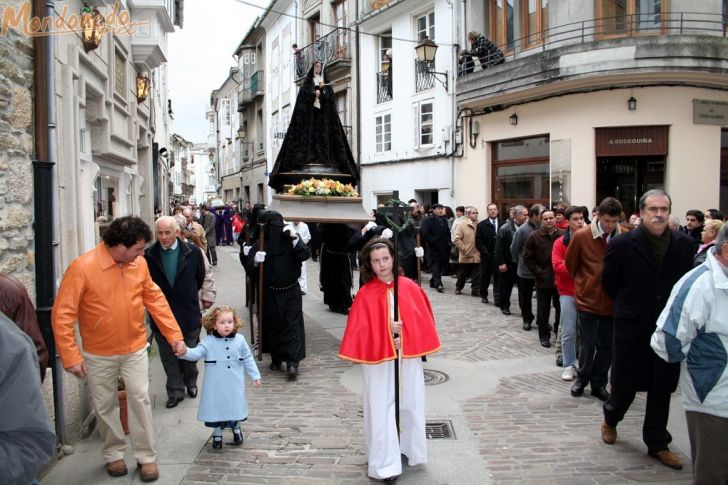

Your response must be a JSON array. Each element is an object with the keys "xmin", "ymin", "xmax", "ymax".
[{"xmin": 144, "ymin": 216, "xmax": 206, "ymax": 408}]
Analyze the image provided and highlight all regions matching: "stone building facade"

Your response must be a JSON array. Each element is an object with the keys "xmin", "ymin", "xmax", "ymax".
[{"xmin": 0, "ymin": 0, "xmax": 36, "ymax": 295}]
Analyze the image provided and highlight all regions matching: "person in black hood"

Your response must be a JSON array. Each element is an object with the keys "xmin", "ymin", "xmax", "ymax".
[{"xmin": 244, "ymin": 211, "xmax": 311, "ymax": 378}]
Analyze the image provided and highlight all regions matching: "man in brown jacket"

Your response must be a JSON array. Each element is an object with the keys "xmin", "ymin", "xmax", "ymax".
[
  {"xmin": 454, "ymin": 206, "xmax": 481, "ymax": 295},
  {"xmin": 565, "ymin": 197, "xmax": 626, "ymax": 402}
]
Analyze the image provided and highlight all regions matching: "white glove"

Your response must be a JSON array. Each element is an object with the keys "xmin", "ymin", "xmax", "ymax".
[
  {"xmin": 381, "ymin": 228, "xmax": 393, "ymax": 240},
  {"xmin": 243, "ymin": 245, "xmax": 251, "ymax": 256},
  {"xmin": 364, "ymin": 221, "xmax": 377, "ymax": 231},
  {"xmin": 283, "ymin": 222, "xmax": 298, "ymax": 239},
  {"xmin": 415, "ymin": 246, "xmax": 424, "ymax": 258},
  {"xmin": 254, "ymin": 251, "xmax": 266, "ymax": 263}
]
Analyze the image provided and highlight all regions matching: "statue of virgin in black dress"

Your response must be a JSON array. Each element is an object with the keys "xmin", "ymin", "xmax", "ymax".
[{"xmin": 268, "ymin": 60, "xmax": 359, "ymax": 192}]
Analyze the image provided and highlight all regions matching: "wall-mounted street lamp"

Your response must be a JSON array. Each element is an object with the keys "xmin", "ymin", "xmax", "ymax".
[
  {"xmin": 81, "ymin": 6, "xmax": 105, "ymax": 53},
  {"xmin": 627, "ymin": 96, "xmax": 637, "ymax": 111},
  {"xmin": 414, "ymin": 36, "xmax": 449, "ymax": 91},
  {"xmin": 469, "ymin": 119, "xmax": 480, "ymax": 148},
  {"xmin": 509, "ymin": 113, "xmax": 518, "ymax": 126},
  {"xmin": 136, "ymin": 74, "xmax": 151, "ymax": 103}
]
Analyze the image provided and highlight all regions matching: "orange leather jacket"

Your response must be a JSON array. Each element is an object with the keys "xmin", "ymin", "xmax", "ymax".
[{"xmin": 52, "ymin": 243, "xmax": 183, "ymax": 368}]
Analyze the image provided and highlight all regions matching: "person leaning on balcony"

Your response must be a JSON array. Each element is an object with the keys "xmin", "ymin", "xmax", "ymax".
[
  {"xmin": 467, "ymin": 31, "xmax": 504, "ymax": 69},
  {"xmin": 458, "ymin": 49, "xmax": 475, "ymax": 76},
  {"xmin": 52, "ymin": 216, "xmax": 186, "ymax": 482}
]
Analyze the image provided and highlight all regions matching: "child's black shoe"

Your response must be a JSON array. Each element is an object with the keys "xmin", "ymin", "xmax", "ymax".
[
  {"xmin": 232, "ymin": 428, "xmax": 243, "ymax": 445},
  {"xmin": 212, "ymin": 436, "xmax": 223, "ymax": 449}
]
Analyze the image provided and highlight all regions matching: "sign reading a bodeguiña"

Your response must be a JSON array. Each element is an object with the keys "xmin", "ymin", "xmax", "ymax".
[{"xmin": 693, "ymin": 99, "xmax": 728, "ymax": 126}]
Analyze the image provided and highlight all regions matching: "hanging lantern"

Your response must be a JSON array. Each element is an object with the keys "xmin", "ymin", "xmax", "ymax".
[
  {"xmin": 81, "ymin": 6, "xmax": 106, "ymax": 53},
  {"xmin": 136, "ymin": 74, "xmax": 151, "ymax": 103}
]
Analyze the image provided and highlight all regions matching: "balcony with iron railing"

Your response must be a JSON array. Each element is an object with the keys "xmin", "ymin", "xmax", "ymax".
[
  {"xmin": 376, "ymin": 71, "xmax": 392, "ymax": 103},
  {"xmin": 457, "ymin": 11, "xmax": 728, "ymax": 107},
  {"xmin": 414, "ymin": 60, "xmax": 435, "ymax": 93},
  {"xmin": 295, "ymin": 28, "xmax": 352, "ymax": 81}
]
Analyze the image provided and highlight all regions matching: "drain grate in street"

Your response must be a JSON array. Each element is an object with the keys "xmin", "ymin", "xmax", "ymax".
[
  {"xmin": 426, "ymin": 420, "xmax": 455, "ymax": 440},
  {"xmin": 423, "ymin": 369, "xmax": 449, "ymax": 386}
]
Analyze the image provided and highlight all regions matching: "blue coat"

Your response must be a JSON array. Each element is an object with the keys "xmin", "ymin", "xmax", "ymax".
[{"xmin": 180, "ymin": 333, "xmax": 261, "ymax": 423}]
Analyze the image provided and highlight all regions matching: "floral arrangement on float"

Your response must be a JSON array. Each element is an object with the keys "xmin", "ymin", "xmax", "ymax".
[{"xmin": 286, "ymin": 177, "xmax": 359, "ymax": 197}]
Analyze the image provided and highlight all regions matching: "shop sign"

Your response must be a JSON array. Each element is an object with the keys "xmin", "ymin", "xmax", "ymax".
[
  {"xmin": 693, "ymin": 99, "xmax": 728, "ymax": 126},
  {"xmin": 595, "ymin": 126, "xmax": 668, "ymax": 157}
]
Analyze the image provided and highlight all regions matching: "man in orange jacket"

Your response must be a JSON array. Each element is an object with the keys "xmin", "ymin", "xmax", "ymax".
[{"xmin": 52, "ymin": 216, "xmax": 185, "ymax": 482}]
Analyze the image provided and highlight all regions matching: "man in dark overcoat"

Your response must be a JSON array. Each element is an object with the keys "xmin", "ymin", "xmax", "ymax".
[
  {"xmin": 601, "ymin": 189, "xmax": 695, "ymax": 470},
  {"xmin": 422, "ymin": 203, "xmax": 451, "ymax": 292},
  {"xmin": 475, "ymin": 203, "xmax": 504, "ymax": 305},
  {"xmin": 145, "ymin": 216, "xmax": 206, "ymax": 408}
]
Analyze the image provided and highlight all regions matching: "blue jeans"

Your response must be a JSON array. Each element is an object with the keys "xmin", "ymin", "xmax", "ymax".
[{"xmin": 559, "ymin": 296, "xmax": 577, "ymax": 368}]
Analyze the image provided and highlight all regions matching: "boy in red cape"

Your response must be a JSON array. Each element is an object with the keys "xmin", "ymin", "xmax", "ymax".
[{"xmin": 339, "ymin": 237, "xmax": 440, "ymax": 481}]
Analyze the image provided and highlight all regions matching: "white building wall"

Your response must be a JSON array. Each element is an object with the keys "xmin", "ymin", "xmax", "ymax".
[
  {"xmin": 359, "ymin": 0, "xmax": 457, "ymax": 210},
  {"xmin": 462, "ymin": 86, "xmax": 728, "ymax": 218},
  {"xmin": 264, "ymin": 0, "xmax": 296, "ymax": 203}
]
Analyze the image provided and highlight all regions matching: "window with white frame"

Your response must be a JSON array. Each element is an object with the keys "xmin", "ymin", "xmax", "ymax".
[
  {"xmin": 379, "ymin": 30, "xmax": 392, "ymax": 72},
  {"xmin": 375, "ymin": 113, "xmax": 392, "ymax": 153},
  {"xmin": 413, "ymin": 100, "xmax": 434, "ymax": 147},
  {"xmin": 416, "ymin": 11, "xmax": 435, "ymax": 41},
  {"xmin": 221, "ymin": 98, "xmax": 231, "ymax": 127}
]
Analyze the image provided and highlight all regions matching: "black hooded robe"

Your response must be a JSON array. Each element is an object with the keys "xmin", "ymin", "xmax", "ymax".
[{"xmin": 245, "ymin": 212, "xmax": 311, "ymax": 365}]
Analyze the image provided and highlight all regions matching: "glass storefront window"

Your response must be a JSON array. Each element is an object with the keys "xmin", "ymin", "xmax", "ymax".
[
  {"xmin": 494, "ymin": 135, "xmax": 549, "ymax": 160},
  {"xmin": 95, "ymin": 175, "xmax": 119, "ymax": 222},
  {"xmin": 495, "ymin": 163, "xmax": 550, "ymax": 199},
  {"xmin": 720, "ymin": 129, "xmax": 728, "ymax": 213},
  {"xmin": 492, "ymin": 135, "xmax": 550, "ymax": 214}
]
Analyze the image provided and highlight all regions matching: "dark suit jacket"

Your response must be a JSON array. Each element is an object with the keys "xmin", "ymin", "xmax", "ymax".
[
  {"xmin": 421, "ymin": 214, "xmax": 450, "ymax": 263},
  {"xmin": 475, "ymin": 218, "xmax": 503, "ymax": 258},
  {"xmin": 602, "ymin": 227, "xmax": 694, "ymax": 391},
  {"xmin": 145, "ymin": 239, "xmax": 205, "ymax": 334}
]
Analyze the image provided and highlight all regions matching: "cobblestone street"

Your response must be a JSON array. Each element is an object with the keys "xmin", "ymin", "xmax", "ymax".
[{"xmin": 182, "ymin": 246, "xmax": 691, "ymax": 484}]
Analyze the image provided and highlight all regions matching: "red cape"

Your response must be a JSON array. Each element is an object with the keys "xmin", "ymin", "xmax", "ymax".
[{"xmin": 339, "ymin": 276, "xmax": 441, "ymax": 364}]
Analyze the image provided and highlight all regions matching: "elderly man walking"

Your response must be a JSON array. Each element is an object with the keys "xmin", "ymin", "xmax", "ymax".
[
  {"xmin": 145, "ymin": 216, "xmax": 208, "ymax": 409},
  {"xmin": 600, "ymin": 190, "xmax": 694, "ymax": 470},
  {"xmin": 652, "ymin": 222, "xmax": 728, "ymax": 482},
  {"xmin": 52, "ymin": 216, "xmax": 185, "ymax": 481},
  {"xmin": 511, "ymin": 204, "xmax": 545, "ymax": 330},
  {"xmin": 495, "ymin": 205, "xmax": 528, "ymax": 315},
  {"xmin": 453, "ymin": 206, "xmax": 481, "ymax": 296}
]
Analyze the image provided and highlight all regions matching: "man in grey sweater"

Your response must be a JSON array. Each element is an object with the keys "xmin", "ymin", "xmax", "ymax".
[{"xmin": 510, "ymin": 204, "xmax": 545, "ymax": 330}]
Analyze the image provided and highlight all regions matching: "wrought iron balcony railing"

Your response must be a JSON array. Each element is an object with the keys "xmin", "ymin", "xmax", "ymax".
[
  {"xmin": 295, "ymin": 28, "xmax": 351, "ymax": 80},
  {"xmin": 376, "ymin": 71, "xmax": 392, "ymax": 103},
  {"xmin": 459, "ymin": 11, "xmax": 727, "ymax": 77},
  {"xmin": 415, "ymin": 60, "xmax": 435, "ymax": 93}
]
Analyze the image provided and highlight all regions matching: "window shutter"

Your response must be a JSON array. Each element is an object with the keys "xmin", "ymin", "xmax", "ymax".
[{"xmin": 413, "ymin": 102, "xmax": 420, "ymax": 148}]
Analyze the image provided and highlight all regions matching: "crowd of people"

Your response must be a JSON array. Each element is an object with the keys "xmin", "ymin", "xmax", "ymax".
[{"xmin": 3, "ymin": 191, "xmax": 727, "ymax": 484}]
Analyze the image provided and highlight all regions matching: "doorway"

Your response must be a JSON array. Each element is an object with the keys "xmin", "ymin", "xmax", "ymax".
[{"xmin": 596, "ymin": 156, "xmax": 665, "ymax": 216}]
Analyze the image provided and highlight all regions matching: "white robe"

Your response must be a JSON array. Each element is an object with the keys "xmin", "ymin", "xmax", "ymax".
[{"xmin": 360, "ymin": 358, "xmax": 427, "ymax": 480}]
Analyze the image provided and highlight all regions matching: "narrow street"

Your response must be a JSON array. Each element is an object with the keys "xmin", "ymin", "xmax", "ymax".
[{"xmin": 43, "ymin": 244, "xmax": 692, "ymax": 484}]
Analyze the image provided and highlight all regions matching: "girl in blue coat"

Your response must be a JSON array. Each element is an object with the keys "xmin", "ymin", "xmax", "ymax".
[{"xmin": 179, "ymin": 306, "xmax": 261, "ymax": 449}]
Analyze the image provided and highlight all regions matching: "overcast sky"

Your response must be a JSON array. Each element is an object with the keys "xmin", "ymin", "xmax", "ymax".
[{"xmin": 168, "ymin": 0, "xmax": 268, "ymax": 143}]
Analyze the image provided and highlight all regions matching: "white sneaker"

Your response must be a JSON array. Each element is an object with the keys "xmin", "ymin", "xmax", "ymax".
[{"xmin": 561, "ymin": 366, "xmax": 576, "ymax": 381}]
